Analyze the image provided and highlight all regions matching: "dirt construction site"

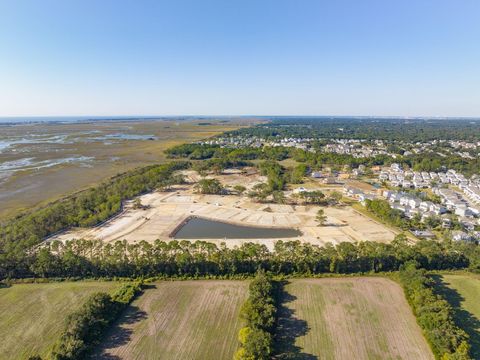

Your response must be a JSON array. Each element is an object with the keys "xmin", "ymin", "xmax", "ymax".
[{"xmin": 51, "ymin": 170, "xmax": 397, "ymax": 248}]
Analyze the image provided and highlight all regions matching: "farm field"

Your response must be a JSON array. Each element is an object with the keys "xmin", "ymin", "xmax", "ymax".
[
  {"xmin": 0, "ymin": 281, "xmax": 120, "ymax": 360},
  {"xmin": 93, "ymin": 280, "xmax": 248, "ymax": 360},
  {"xmin": 274, "ymin": 277, "xmax": 433, "ymax": 360},
  {"xmin": 435, "ymin": 273, "xmax": 480, "ymax": 359}
]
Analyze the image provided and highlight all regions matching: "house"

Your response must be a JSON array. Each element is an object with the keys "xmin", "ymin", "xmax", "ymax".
[
  {"xmin": 412, "ymin": 230, "xmax": 435, "ymax": 239},
  {"xmin": 408, "ymin": 198, "xmax": 421, "ymax": 209},
  {"xmin": 452, "ymin": 231, "xmax": 472, "ymax": 242},
  {"xmin": 388, "ymin": 193, "xmax": 402, "ymax": 203},
  {"xmin": 460, "ymin": 219, "xmax": 476, "ymax": 232},
  {"xmin": 406, "ymin": 208, "xmax": 420, "ymax": 219},
  {"xmin": 382, "ymin": 190, "xmax": 393, "ymax": 198},
  {"xmin": 455, "ymin": 206, "xmax": 472, "ymax": 218},
  {"xmin": 419, "ymin": 201, "xmax": 433, "ymax": 212},
  {"xmin": 399, "ymin": 195, "xmax": 412, "ymax": 206},
  {"xmin": 379, "ymin": 172, "xmax": 389, "ymax": 181},
  {"xmin": 324, "ymin": 177, "xmax": 337, "ymax": 184},
  {"xmin": 311, "ymin": 171, "xmax": 322, "ymax": 178},
  {"xmin": 391, "ymin": 163, "xmax": 402, "ymax": 172},
  {"xmin": 441, "ymin": 217, "xmax": 452, "ymax": 229},
  {"xmin": 343, "ymin": 186, "xmax": 364, "ymax": 198},
  {"xmin": 430, "ymin": 204, "xmax": 447, "ymax": 215}
]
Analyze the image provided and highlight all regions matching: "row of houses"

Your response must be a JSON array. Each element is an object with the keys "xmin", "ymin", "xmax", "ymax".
[
  {"xmin": 202, "ymin": 136, "xmax": 315, "ymax": 150},
  {"xmin": 323, "ymin": 143, "xmax": 389, "ymax": 159},
  {"xmin": 434, "ymin": 188, "xmax": 480, "ymax": 218},
  {"xmin": 382, "ymin": 190, "xmax": 446, "ymax": 220},
  {"xmin": 343, "ymin": 185, "xmax": 376, "ymax": 204},
  {"xmin": 380, "ymin": 165, "xmax": 470, "ymax": 189},
  {"xmin": 463, "ymin": 185, "xmax": 480, "ymax": 205}
]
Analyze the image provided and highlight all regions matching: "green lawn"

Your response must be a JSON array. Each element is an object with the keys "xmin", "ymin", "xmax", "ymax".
[
  {"xmin": 435, "ymin": 273, "xmax": 480, "ymax": 359},
  {"xmin": 0, "ymin": 281, "xmax": 120, "ymax": 360}
]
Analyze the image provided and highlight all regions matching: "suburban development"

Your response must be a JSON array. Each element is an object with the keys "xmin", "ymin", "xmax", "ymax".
[
  {"xmin": 2, "ymin": 1, "xmax": 480, "ymax": 359},
  {"xmin": 1, "ymin": 117, "xmax": 480, "ymax": 360}
]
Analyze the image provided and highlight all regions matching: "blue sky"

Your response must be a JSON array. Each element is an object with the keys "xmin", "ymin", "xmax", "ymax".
[{"xmin": 0, "ymin": 0, "xmax": 479, "ymax": 117}]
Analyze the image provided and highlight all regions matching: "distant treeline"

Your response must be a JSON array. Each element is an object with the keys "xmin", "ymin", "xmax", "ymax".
[
  {"xmin": 9, "ymin": 236, "xmax": 480, "ymax": 280},
  {"xmin": 0, "ymin": 161, "xmax": 188, "ymax": 279},
  {"xmin": 165, "ymin": 141, "xmax": 480, "ymax": 177},
  {"xmin": 227, "ymin": 118, "xmax": 480, "ymax": 142}
]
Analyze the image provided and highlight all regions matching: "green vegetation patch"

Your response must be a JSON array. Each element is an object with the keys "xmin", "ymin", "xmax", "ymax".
[
  {"xmin": 434, "ymin": 273, "xmax": 480, "ymax": 359},
  {"xmin": 0, "ymin": 281, "xmax": 120, "ymax": 360}
]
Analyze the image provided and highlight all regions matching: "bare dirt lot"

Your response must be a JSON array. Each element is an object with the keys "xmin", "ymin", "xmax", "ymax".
[
  {"xmin": 51, "ymin": 171, "xmax": 396, "ymax": 248},
  {"xmin": 274, "ymin": 277, "xmax": 434, "ymax": 360},
  {"xmin": 93, "ymin": 280, "xmax": 248, "ymax": 360}
]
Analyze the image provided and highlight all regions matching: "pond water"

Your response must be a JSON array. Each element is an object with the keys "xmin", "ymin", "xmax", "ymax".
[{"xmin": 173, "ymin": 217, "xmax": 302, "ymax": 239}]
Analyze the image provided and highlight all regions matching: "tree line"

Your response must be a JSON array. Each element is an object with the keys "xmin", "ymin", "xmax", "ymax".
[
  {"xmin": 227, "ymin": 118, "xmax": 480, "ymax": 142},
  {"xmin": 28, "ymin": 281, "xmax": 143, "ymax": 360},
  {"xmin": 235, "ymin": 270, "xmax": 277, "ymax": 360},
  {"xmin": 7, "ymin": 236, "xmax": 480, "ymax": 281},
  {"xmin": 398, "ymin": 262, "xmax": 471, "ymax": 360}
]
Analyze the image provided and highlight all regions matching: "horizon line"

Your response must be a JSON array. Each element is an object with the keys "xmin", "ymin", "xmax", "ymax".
[{"xmin": 1, "ymin": 114, "xmax": 480, "ymax": 120}]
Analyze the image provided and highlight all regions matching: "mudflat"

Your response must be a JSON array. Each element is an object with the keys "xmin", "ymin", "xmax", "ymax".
[{"xmin": 0, "ymin": 119, "xmax": 245, "ymax": 218}]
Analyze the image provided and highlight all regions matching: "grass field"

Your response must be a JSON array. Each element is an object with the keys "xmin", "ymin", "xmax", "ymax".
[
  {"xmin": 434, "ymin": 273, "xmax": 480, "ymax": 359},
  {"xmin": 93, "ymin": 280, "xmax": 248, "ymax": 360},
  {"xmin": 0, "ymin": 281, "xmax": 120, "ymax": 360},
  {"xmin": 274, "ymin": 277, "xmax": 433, "ymax": 360}
]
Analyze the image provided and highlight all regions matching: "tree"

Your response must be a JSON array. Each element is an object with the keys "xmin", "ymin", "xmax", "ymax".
[
  {"xmin": 272, "ymin": 191, "xmax": 286, "ymax": 204},
  {"xmin": 289, "ymin": 164, "xmax": 308, "ymax": 184},
  {"xmin": 316, "ymin": 209, "xmax": 327, "ymax": 226},
  {"xmin": 300, "ymin": 190, "xmax": 325, "ymax": 205},
  {"xmin": 328, "ymin": 191, "xmax": 342, "ymax": 205},
  {"xmin": 242, "ymin": 328, "xmax": 272, "ymax": 360},
  {"xmin": 193, "ymin": 178, "xmax": 224, "ymax": 194},
  {"xmin": 132, "ymin": 198, "xmax": 144, "ymax": 210},
  {"xmin": 248, "ymin": 183, "xmax": 270, "ymax": 203}
]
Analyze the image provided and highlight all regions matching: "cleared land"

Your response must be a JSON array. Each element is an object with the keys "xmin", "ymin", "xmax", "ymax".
[
  {"xmin": 93, "ymin": 280, "xmax": 248, "ymax": 360},
  {"xmin": 435, "ymin": 273, "xmax": 480, "ymax": 359},
  {"xmin": 0, "ymin": 281, "xmax": 120, "ymax": 360},
  {"xmin": 51, "ymin": 170, "xmax": 396, "ymax": 249},
  {"xmin": 0, "ymin": 119, "xmax": 246, "ymax": 218},
  {"xmin": 275, "ymin": 277, "xmax": 433, "ymax": 360}
]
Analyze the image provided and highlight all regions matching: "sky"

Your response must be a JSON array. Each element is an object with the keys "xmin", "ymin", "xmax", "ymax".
[{"xmin": 0, "ymin": 0, "xmax": 479, "ymax": 117}]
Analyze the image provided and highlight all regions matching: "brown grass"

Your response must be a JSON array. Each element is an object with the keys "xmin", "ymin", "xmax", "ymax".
[{"xmin": 274, "ymin": 277, "xmax": 433, "ymax": 360}]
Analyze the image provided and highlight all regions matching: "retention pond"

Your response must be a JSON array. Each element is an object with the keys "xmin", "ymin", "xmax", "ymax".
[{"xmin": 173, "ymin": 217, "xmax": 302, "ymax": 239}]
